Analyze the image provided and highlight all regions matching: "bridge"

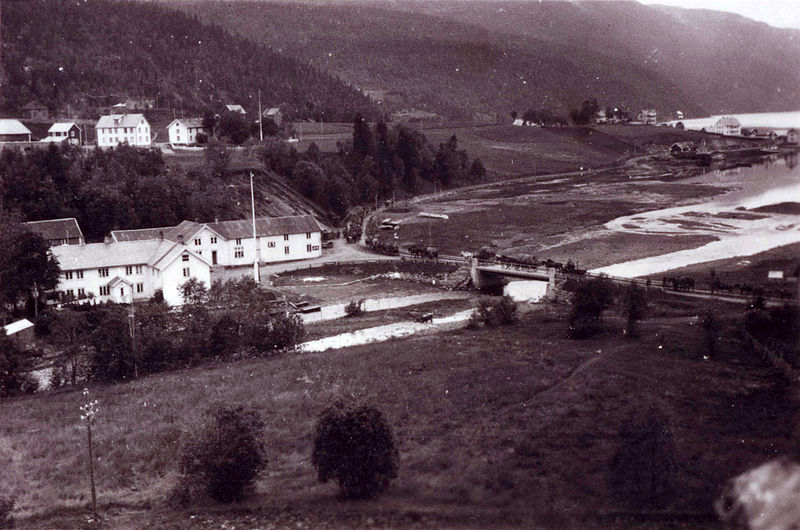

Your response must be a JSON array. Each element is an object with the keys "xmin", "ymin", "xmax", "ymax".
[{"xmin": 470, "ymin": 259, "xmax": 556, "ymax": 292}]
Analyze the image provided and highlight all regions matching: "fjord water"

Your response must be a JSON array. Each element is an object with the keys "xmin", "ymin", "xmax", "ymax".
[{"xmin": 594, "ymin": 153, "xmax": 800, "ymax": 277}]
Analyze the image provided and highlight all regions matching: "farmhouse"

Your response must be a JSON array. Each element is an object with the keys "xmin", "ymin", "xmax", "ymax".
[
  {"xmin": 2, "ymin": 319, "xmax": 35, "ymax": 350},
  {"xmin": 167, "ymin": 118, "xmax": 206, "ymax": 145},
  {"xmin": 226, "ymin": 104, "xmax": 246, "ymax": 115},
  {"xmin": 42, "ymin": 122, "xmax": 82, "ymax": 145},
  {"xmin": 0, "ymin": 119, "xmax": 32, "ymax": 142},
  {"xmin": 25, "ymin": 218, "xmax": 85, "ymax": 246},
  {"xmin": 21, "ymin": 100, "xmax": 49, "ymax": 120},
  {"xmin": 111, "ymin": 214, "xmax": 322, "ymax": 267},
  {"xmin": 713, "ymin": 116, "xmax": 741, "ymax": 136},
  {"xmin": 637, "ymin": 109, "xmax": 657, "ymax": 124},
  {"xmin": 262, "ymin": 107, "xmax": 283, "ymax": 126},
  {"xmin": 95, "ymin": 113, "xmax": 151, "ymax": 147},
  {"xmin": 50, "ymin": 238, "xmax": 212, "ymax": 306}
]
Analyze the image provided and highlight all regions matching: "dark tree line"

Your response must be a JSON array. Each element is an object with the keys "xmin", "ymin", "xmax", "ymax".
[
  {"xmin": 1, "ymin": 0, "xmax": 379, "ymax": 122},
  {"xmin": 258, "ymin": 117, "xmax": 485, "ymax": 221},
  {"xmin": 0, "ymin": 143, "xmax": 238, "ymax": 241}
]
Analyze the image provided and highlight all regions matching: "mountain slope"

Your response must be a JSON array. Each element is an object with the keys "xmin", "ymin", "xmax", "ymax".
[
  {"xmin": 0, "ymin": 0, "xmax": 379, "ymax": 121},
  {"xmin": 164, "ymin": 0, "xmax": 800, "ymax": 120}
]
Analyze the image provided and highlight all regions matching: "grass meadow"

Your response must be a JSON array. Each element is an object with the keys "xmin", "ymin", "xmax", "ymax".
[{"xmin": 1, "ymin": 292, "xmax": 796, "ymax": 528}]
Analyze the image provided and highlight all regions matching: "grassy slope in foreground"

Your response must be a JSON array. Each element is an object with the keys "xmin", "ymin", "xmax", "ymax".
[{"xmin": 2, "ymin": 294, "xmax": 795, "ymax": 528}]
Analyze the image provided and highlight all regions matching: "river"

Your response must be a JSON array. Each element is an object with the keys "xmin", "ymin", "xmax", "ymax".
[{"xmin": 593, "ymin": 153, "xmax": 800, "ymax": 277}]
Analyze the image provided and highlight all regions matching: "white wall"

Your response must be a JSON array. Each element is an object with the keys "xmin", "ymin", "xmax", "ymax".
[
  {"xmin": 159, "ymin": 252, "xmax": 211, "ymax": 306},
  {"xmin": 58, "ymin": 263, "xmax": 153, "ymax": 303}
]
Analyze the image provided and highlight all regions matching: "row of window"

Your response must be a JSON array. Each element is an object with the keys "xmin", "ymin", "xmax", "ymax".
[
  {"xmin": 67, "ymin": 282, "xmax": 145, "ymax": 300},
  {"xmin": 67, "ymin": 265, "xmax": 146, "ymax": 279},
  {"xmin": 190, "ymin": 234, "xmax": 313, "ymax": 247}
]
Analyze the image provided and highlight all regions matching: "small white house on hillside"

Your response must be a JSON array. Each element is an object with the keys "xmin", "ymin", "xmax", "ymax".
[
  {"xmin": 226, "ymin": 104, "xmax": 246, "ymax": 115},
  {"xmin": 51, "ymin": 238, "xmax": 211, "ymax": 306},
  {"xmin": 167, "ymin": 118, "xmax": 206, "ymax": 145},
  {"xmin": 42, "ymin": 122, "xmax": 82, "ymax": 145},
  {"xmin": 95, "ymin": 113, "xmax": 151, "ymax": 147}
]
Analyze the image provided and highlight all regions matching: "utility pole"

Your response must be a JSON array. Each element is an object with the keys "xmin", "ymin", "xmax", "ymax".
[
  {"xmin": 258, "ymin": 89, "xmax": 263, "ymax": 142},
  {"xmin": 250, "ymin": 172, "xmax": 260, "ymax": 283},
  {"xmin": 128, "ymin": 291, "xmax": 137, "ymax": 378}
]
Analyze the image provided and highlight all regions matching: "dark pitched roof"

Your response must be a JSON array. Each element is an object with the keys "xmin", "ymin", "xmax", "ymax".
[
  {"xmin": 22, "ymin": 100, "xmax": 48, "ymax": 110},
  {"xmin": 208, "ymin": 215, "xmax": 320, "ymax": 240},
  {"xmin": 25, "ymin": 218, "xmax": 83, "ymax": 242},
  {"xmin": 111, "ymin": 226, "xmax": 172, "ymax": 242}
]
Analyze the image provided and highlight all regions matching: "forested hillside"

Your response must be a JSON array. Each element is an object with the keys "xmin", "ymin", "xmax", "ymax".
[
  {"xmin": 0, "ymin": 0, "xmax": 379, "ymax": 121},
  {"xmin": 165, "ymin": 0, "xmax": 800, "ymax": 120}
]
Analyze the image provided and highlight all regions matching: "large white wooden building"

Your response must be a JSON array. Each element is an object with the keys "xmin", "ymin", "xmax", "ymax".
[
  {"xmin": 51, "ymin": 238, "xmax": 211, "ymax": 306},
  {"xmin": 95, "ymin": 113, "xmax": 151, "ymax": 147},
  {"xmin": 111, "ymin": 215, "xmax": 323, "ymax": 267},
  {"xmin": 167, "ymin": 118, "xmax": 206, "ymax": 145}
]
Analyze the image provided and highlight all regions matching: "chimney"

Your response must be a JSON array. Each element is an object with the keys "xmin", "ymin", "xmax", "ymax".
[
  {"xmin": 104, "ymin": 235, "xmax": 112, "ymax": 245},
  {"xmin": 177, "ymin": 234, "xmax": 185, "ymax": 245},
  {"xmin": 158, "ymin": 230, "xmax": 164, "ymax": 241}
]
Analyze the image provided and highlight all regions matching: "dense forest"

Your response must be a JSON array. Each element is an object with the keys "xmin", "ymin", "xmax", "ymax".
[
  {"xmin": 168, "ymin": 0, "xmax": 800, "ymax": 120},
  {"xmin": 0, "ymin": 144, "xmax": 238, "ymax": 241},
  {"xmin": 0, "ymin": 0, "xmax": 379, "ymax": 121},
  {"xmin": 257, "ymin": 116, "xmax": 485, "ymax": 219},
  {"xmin": 0, "ymin": 117, "xmax": 483, "ymax": 239}
]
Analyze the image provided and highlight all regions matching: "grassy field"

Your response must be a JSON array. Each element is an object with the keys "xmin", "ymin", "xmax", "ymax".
[{"xmin": 1, "ymin": 292, "xmax": 795, "ymax": 528}]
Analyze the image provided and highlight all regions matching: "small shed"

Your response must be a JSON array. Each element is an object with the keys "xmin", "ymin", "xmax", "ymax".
[
  {"xmin": 2, "ymin": 319, "xmax": 35, "ymax": 350},
  {"xmin": 0, "ymin": 119, "xmax": 32, "ymax": 142}
]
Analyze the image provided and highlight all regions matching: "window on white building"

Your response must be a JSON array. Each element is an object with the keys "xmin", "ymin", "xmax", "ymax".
[
  {"xmin": 307, "ymin": 244, "xmax": 312, "ymax": 252},
  {"xmin": 77, "ymin": 270, "xmax": 84, "ymax": 279},
  {"xmin": 234, "ymin": 247, "xmax": 244, "ymax": 258},
  {"xmin": 284, "ymin": 234, "xmax": 289, "ymax": 241},
  {"xmin": 135, "ymin": 265, "xmax": 142, "ymax": 274},
  {"xmin": 182, "ymin": 254, "xmax": 189, "ymax": 262},
  {"xmin": 136, "ymin": 283, "xmax": 144, "ymax": 293},
  {"xmin": 194, "ymin": 238, "xmax": 201, "ymax": 246},
  {"xmin": 306, "ymin": 232, "xmax": 311, "ymax": 239},
  {"xmin": 284, "ymin": 246, "xmax": 290, "ymax": 255},
  {"xmin": 125, "ymin": 266, "xmax": 133, "ymax": 275},
  {"xmin": 78, "ymin": 288, "xmax": 85, "ymax": 297},
  {"xmin": 183, "ymin": 267, "xmax": 190, "ymax": 277},
  {"xmin": 210, "ymin": 237, "xmax": 217, "ymax": 244},
  {"xmin": 100, "ymin": 286, "xmax": 110, "ymax": 296},
  {"xmin": 235, "ymin": 238, "xmax": 242, "ymax": 245},
  {"xmin": 64, "ymin": 271, "xmax": 73, "ymax": 280},
  {"xmin": 99, "ymin": 268, "xmax": 109, "ymax": 277}
]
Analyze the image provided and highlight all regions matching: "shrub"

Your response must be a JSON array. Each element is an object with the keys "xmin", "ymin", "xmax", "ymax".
[
  {"xmin": 179, "ymin": 405, "xmax": 267, "ymax": 503},
  {"xmin": 0, "ymin": 495, "xmax": 15, "ymax": 528},
  {"xmin": 469, "ymin": 296, "xmax": 518, "ymax": 327},
  {"xmin": 210, "ymin": 313, "xmax": 241, "ymax": 357},
  {"xmin": 0, "ymin": 335, "xmax": 37, "ymax": 397},
  {"xmin": 344, "ymin": 299, "xmax": 364, "ymax": 317},
  {"xmin": 622, "ymin": 283, "xmax": 647, "ymax": 337},
  {"xmin": 607, "ymin": 408, "xmax": 675, "ymax": 509},
  {"xmin": 569, "ymin": 276, "xmax": 615, "ymax": 338},
  {"xmin": 247, "ymin": 313, "xmax": 305, "ymax": 354},
  {"xmin": 312, "ymin": 399, "xmax": 399, "ymax": 499}
]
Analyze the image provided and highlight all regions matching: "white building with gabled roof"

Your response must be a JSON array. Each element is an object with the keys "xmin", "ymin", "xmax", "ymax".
[
  {"xmin": 50, "ymin": 238, "xmax": 211, "ymax": 306},
  {"xmin": 167, "ymin": 118, "xmax": 206, "ymax": 145},
  {"xmin": 226, "ymin": 104, "xmax": 246, "ymax": 115},
  {"xmin": 95, "ymin": 113, "xmax": 151, "ymax": 147},
  {"xmin": 111, "ymin": 214, "xmax": 322, "ymax": 267},
  {"xmin": 42, "ymin": 122, "xmax": 82, "ymax": 145}
]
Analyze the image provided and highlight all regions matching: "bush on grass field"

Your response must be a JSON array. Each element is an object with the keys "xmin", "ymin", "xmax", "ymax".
[
  {"xmin": 467, "ymin": 296, "xmax": 518, "ymax": 328},
  {"xmin": 312, "ymin": 399, "xmax": 399, "ymax": 499},
  {"xmin": 179, "ymin": 405, "xmax": 267, "ymax": 503}
]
